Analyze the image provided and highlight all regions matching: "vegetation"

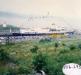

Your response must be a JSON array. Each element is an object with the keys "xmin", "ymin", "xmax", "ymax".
[
  {"xmin": 54, "ymin": 42, "xmax": 59, "ymax": 51},
  {"xmin": 0, "ymin": 39, "xmax": 81, "ymax": 75},
  {"xmin": 30, "ymin": 45, "xmax": 39, "ymax": 53},
  {"xmin": 33, "ymin": 52, "xmax": 48, "ymax": 72}
]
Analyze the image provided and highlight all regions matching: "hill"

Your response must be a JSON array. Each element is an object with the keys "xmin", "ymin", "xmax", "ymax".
[{"xmin": 0, "ymin": 39, "xmax": 81, "ymax": 75}]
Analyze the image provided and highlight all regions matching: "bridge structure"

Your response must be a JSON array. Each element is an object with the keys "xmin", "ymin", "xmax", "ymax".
[
  {"xmin": 0, "ymin": 33, "xmax": 52, "ymax": 44},
  {"xmin": 0, "ymin": 33, "xmax": 49, "ymax": 37},
  {"xmin": 0, "ymin": 31, "xmax": 74, "ymax": 44}
]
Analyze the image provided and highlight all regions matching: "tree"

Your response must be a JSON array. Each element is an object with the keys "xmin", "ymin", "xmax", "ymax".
[{"xmin": 54, "ymin": 42, "xmax": 59, "ymax": 51}]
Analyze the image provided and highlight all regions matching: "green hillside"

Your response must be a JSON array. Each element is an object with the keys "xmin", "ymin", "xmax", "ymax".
[{"xmin": 0, "ymin": 39, "xmax": 81, "ymax": 75}]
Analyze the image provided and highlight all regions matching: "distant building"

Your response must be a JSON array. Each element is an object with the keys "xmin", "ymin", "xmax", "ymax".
[{"xmin": 0, "ymin": 24, "xmax": 20, "ymax": 35}]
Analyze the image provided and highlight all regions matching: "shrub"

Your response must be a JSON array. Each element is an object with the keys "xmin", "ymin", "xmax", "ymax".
[
  {"xmin": 62, "ymin": 43, "xmax": 66, "ymax": 46},
  {"xmin": 54, "ymin": 42, "xmax": 59, "ymax": 51},
  {"xmin": 0, "ymin": 48, "xmax": 9, "ymax": 62},
  {"xmin": 39, "ymin": 38, "xmax": 51, "ymax": 43},
  {"xmin": 30, "ymin": 45, "xmax": 38, "ymax": 53},
  {"xmin": 18, "ymin": 67, "xmax": 30, "ymax": 74},
  {"xmin": 69, "ymin": 44, "xmax": 76, "ymax": 50},
  {"xmin": 78, "ymin": 43, "xmax": 81, "ymax": 49},
  {"xmin": 32, "ymin": 53, "xmax": 48, "ymax": 73},
  {"xmin": 54, "ymin": 42, "xmax": 59, "ymax": 48},
  {"xmin": 59, "ymin": 47, "xmax": 70, "ymax": 54}
]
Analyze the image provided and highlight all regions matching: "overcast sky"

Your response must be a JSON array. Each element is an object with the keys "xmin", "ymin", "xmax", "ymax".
[
  {"xmin": 0, "ymin": 0, "xmax": 81, "ymax": 18},
  {"xmin": 0, "ymin": 0, "xmax": 81, "ymax": 30}
]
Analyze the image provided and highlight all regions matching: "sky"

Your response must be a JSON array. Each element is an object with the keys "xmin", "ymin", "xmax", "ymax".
[
  {"xmin": 0, "ymin": 0, "xmax": 81, "ymax": 30},
  {"xmin": 0, "ymin": 0, "xmax": 81, "ymax": 18}
]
